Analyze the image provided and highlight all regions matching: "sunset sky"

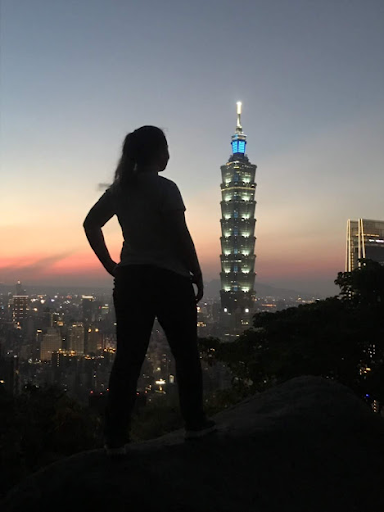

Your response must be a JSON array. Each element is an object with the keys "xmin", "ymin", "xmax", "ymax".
[{"xmin": 1, "ymin": 0, "xmax": 384, "ymax": 296}]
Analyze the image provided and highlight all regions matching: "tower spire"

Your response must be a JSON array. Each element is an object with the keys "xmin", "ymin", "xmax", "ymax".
[
  {"xmin": 236, "ymin": 101, "xmax": 243, "ymax": 133},
  {"xmin": 231, "ymin": 101, "xmax": 247, "ymax": 155}
]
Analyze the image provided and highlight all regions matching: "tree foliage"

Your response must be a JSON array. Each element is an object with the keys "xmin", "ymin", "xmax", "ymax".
[
  {"xmin": 0, "ymin": 384, "xmax": 102, "ymax": 498},
  {"xmin": 208, "ymin": 259, "xmax": 384, "ymax": 405},
  {"xmin": 335, "ymin": 258, "xmax": 384, "ymax": 305}
]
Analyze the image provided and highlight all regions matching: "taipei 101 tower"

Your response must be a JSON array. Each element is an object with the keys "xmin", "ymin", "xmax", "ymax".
[{"xmin": 220, "ymin": 102, "xmax": 257, "ymax": 323}]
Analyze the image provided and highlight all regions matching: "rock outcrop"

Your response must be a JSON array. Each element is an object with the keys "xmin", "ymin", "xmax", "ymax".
[{"xmin": 2, "ymin": 375, "xmax": 384, "ymax": 512}]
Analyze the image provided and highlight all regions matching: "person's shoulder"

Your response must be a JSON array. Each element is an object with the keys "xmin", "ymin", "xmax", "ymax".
[
  {"xmin": 158, "ymin": 175, "xmax": 185, "ymax": 211},
  {"xmin": 105, "ymin": 181, "xmax": 121, "ymax": 197},
  {"xmin": 97, "ymin": 181, "xmax": 122, "ymax": 205},
  {"xmin": 157, "ymin": 175, "xmax": 180, "ymax": 191}
]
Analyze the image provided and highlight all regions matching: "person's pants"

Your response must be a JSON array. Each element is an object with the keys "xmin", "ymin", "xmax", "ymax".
[{"xmin": 104, "ymin": 264, "xmax": 205, "ymax": 443}]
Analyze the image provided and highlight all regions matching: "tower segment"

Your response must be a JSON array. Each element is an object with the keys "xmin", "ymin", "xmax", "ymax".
[{"xmin": 220, "ymin": 102, "xmax": 257, "ymax": 314}]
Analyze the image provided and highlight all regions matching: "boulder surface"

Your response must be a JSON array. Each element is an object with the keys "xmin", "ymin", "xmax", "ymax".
[{"xmin": 2, "ymin": 375, "xmax": 384, "ymax": 512}]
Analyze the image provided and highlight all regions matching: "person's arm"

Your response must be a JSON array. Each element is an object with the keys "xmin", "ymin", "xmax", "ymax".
[
  {"xmin": 83, "ymin": 190, "xmax": 117, "ymax": 276},
  {"xmin": 163, "ymin": 210, "xmax": 204, "ymax": 302}
]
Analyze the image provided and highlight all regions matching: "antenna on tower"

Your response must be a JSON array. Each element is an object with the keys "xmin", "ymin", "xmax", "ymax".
[{"xmin": 236, "ymin": 101, "xmax": 242, "ymax": 133}]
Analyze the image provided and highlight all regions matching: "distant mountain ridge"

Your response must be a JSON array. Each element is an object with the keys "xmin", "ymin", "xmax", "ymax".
[
  {"xmin": 0, "ymin": 279, "xmax": 323, "ymax": 300},
  {"xmin": 204, "ymin": 279, "xmax": 323, "ymax": 300}
]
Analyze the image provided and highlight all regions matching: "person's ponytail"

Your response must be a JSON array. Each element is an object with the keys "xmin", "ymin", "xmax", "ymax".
[{"xmin": 114, "ymin": 132, "xmax": 138, "ymax": 188}]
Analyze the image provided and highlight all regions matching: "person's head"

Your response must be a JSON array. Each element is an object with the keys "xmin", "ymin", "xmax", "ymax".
[{"xmin": 114, "ymin": 126, "xmax": 169, "ymax": 187}]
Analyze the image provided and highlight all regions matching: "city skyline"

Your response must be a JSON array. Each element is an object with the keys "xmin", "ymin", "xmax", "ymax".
[{"xmin": 1, "ymin": 1, "xmax": 384, "ymax": 296}]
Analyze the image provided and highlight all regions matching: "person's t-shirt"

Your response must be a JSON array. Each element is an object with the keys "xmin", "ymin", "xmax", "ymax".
[{"xmin": 85, "ymin": 172, "xmax": 190, "ymax": 278}]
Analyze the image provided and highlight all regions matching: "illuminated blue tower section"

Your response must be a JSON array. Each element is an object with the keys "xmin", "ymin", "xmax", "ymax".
[{"xmin": 220, "ymin": 102, "xmax": 257, "ymax": 314}]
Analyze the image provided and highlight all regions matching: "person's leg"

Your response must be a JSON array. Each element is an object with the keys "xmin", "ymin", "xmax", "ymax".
[
  {"xmin": 155, "ymin": 270, "xmax": 206, "ymax": 427},
  {"xmin": 104, "ymin": 266, "xmax": 156, "ymax": 446}
]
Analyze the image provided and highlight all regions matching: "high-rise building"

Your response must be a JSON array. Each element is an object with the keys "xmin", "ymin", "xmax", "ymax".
[
  {"xmin": 86, "ymin": 326, "xmax": 102, "ymax": 355},
  {"xmin": 346, "ymin": 219, "xmax": 384, "ymax": 271},
  {"xmin": 35, "ymin": 329, "xmax": 44, "ymax": 361},
  {"xmin": 82, "ymin": 296, "xmax": 95, "ymax": 355},
  {"xmin": 220, "ymin": 102, "xmax": 257, "ymax": 317},
  {"xmin": 0, "ymin": 355, "xmax": 19, "ymax": 395},
  {"xmin": 12, "ymin": 295, "xmax": 29, "ymax": 325},
  {"xmin": 68, "ymin": 322, "xmax": 85, "ymax": 355},
  {"xmin": 40, "ymin": 327, "xmax": 62, "ymax": 361},
  {"xmin": 82, "ymin": 295, "xmax": 95, "ymax": 323}
]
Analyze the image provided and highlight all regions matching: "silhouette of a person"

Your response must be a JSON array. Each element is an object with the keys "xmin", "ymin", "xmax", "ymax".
[{"xmin": 83, "ymin": 126, "xmax": 216, "ymax": 455}]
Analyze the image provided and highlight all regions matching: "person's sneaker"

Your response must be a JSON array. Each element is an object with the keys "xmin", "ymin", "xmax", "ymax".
[{"xmin": 185, "ymin": 419, "xmax": 217, "ymax": 440}]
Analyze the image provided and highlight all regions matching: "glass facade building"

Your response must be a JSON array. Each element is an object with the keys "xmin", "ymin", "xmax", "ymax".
[
  {"xmin": 346, "ymin": 219, "xmax": 384, "ymax": 271},
  {"xmin": 220, "ymin": 103, "xmax": 257, "ymax": 314}
]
